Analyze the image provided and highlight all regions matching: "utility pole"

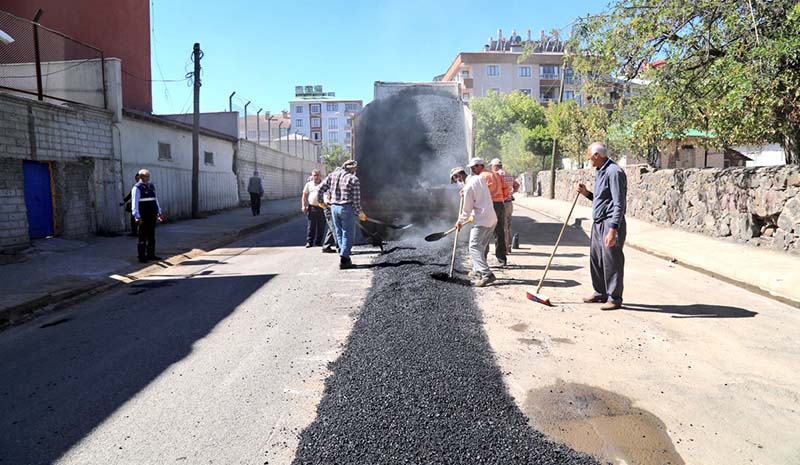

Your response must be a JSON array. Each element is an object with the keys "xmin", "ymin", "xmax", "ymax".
[
  {"xmin": 548, "ymin": 64, "xmax": 566, "ymax": 200},
  {"xmin": 191, "ymin": 43, "xmax": 201, "ymax": 218},
  {"xmin": 32, "ymin": 9, "xmax": 44, "ymax": 101}
]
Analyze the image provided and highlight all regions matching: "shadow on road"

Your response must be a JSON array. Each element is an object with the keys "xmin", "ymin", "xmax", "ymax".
[
  {"xmin": 620, "ymin": 303, "xmax": 758, "ymax": 319},
  {"xmin": 0, "ymin": 273, "xmax": 275, "ymax": 465},
  {"xmin": 511, "ymin": 216, "xmax": 590, "ymax": 248}
]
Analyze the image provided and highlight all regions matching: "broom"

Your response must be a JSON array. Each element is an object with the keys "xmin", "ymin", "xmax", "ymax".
[{"xmin": 526, "ymin": 192, "xmax": 581, "ymax": 306}]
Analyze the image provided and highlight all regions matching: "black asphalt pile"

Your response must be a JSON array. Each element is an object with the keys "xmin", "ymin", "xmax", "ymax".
[{"xmin": 291, "ymin": 241, "xmax": 601, "ymax": 465}]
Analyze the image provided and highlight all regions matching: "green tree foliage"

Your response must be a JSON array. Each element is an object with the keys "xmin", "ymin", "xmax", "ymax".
[
  {"xmin": 471, "ymin": 90, "xmax": 550, "ymax": 174},
  {"xmin": 322, "ymin": 143, "xmax": 349, "ymax": 173},
  {"xmin": 547, "ymin": 99, "xmax": 610, "ymax": 167},
  {"xmin": 570, "ymin": 0, "xmax": 800, "ymax": 164}
]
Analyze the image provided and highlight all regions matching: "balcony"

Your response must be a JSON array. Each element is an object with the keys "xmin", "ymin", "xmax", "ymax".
[
  {"xmin": 463, "ymin": 78, "xmax": 473, "ymax": 89},
  {"xmin": 540, "ymin": 73, "xmax": 560, "ymax": 81}
]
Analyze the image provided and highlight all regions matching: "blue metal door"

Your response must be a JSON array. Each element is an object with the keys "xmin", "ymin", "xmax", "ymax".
[{"xmin": 23, "ymin": 161, "xmax": 55, "ymax": 238}]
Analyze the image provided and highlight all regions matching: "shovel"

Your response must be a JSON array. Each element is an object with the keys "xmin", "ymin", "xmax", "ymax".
[
  {"xmin": 448, "ymin": 196, "xmax": 465, "ymax": 278},
  {"xmin": 363, "ymin": 217, "xmax": 413, "ymax": 230},
  {"xmin": 424, "ymin": 217, "xmax": 473, "ymax": 242}
]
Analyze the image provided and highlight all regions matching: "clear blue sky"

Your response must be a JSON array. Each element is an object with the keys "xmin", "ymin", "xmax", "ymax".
[{"xmin": 149, "ymin": 0, "xmax": 609, "ymax": 115}]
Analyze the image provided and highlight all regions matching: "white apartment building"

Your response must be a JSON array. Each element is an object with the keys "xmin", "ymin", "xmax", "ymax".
[
  {"xmin": 289, "ymin": 85, "xmax": 362, "ymax": 153},
  {"xmin": 438, "ymin": 29, "xmax": 577, "ymax": 104}
]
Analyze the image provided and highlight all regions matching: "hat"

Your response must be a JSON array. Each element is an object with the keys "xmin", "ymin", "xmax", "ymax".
[
  {"xmin": 449, "ymin": 167, "xmax": 466, "ymax": 183},
  {"xmin": 342, "ymin": 160, "xmax": 358, "ymax": 170},
  {"xmin": 467, "ymin": 157, "xmax": 485, "ymax": 168},
  {"xmin": 490, "ymin": 158, "xmax": 502, "ymax": 166}
]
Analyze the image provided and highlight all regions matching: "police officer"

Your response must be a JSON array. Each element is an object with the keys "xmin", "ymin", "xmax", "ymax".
[{"xmin": 131, "ymin": 169, "xmax": 164, "ymax": 263}]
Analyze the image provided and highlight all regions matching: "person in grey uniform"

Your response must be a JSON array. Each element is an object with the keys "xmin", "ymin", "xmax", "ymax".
[
  {"xmin": 248, "ymin": 171, "xmax": 264, "ymax": 216},
  {"xmin": 576, "ymin": 142, "xmax": 627, "ymax": 310}
]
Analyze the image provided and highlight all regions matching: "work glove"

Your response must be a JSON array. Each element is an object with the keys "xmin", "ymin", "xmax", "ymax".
[{"xmin": 359, "ymin": 213, "xmax": 367, "ymax": 222}]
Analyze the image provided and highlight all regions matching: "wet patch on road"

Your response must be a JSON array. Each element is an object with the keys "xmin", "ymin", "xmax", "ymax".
[
  {"xmin": 524, "ymin": 381, "xmax": 684, "ymax": 465},
  {"xmin": 291, "ymin": 241, "xmax": 600, "ymax": 464},
  {"xmin": 551, "ymin": 337, "xmax": 576, "ymax": 345},
  {"xmin": 510, "ymin": 323, "xmax": 529, "ymax": 332},
  {"xmin": 518, "ymin": 337, "xmax": 544, "ymax": 346}
]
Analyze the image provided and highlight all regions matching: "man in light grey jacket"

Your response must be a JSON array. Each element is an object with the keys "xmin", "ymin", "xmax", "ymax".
[{"xmin": 248, "ymin": 171, "xmax": 264, "ymax": 216}]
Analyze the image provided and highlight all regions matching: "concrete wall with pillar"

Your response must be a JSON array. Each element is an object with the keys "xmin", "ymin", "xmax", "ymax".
[{"xmin": 235, "ymin": 140, "xmax": 325, "ymax": 204}]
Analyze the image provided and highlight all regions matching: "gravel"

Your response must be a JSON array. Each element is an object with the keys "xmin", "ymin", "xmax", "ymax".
[{"xmin": 291, "ymin": 241, "xmax": 602, "ymax": 465}]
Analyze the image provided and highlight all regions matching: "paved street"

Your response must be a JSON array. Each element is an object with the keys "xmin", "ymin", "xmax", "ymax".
[{"xmin": 1, "ymin": 208, "xmax": 799, "ymax": 465}]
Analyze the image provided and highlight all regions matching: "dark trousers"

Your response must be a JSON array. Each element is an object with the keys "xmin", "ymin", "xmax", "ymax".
[
  {"xmin": 250, "ymin": 193, "xmax": 261, "ymax": 215},
  {"xmin": 137, "ymin": 214, "xmax": 157, "ymax": 259},
  {"xmin": 484, "ymin": 201, "xmax": 507, "ymax": 264},
  {"xmin": 323, "ymin": 207, "xmax": 337, "ymax": 248},
  {"xmin": 590, "ymin": 218, "xmax": 626, "ymax": 303},
  {"xmin": 306, "ymin": 206, "xmax": 325, "ymax": 245}
]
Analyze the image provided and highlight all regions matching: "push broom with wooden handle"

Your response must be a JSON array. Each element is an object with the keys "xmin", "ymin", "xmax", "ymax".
[
  {"xmin": 526, "ymin": 192, "xmax": 581, "ymax": 306},
  {"xmin": 448, "ymin": 195, "xmax": 465, "ymax": 278}
]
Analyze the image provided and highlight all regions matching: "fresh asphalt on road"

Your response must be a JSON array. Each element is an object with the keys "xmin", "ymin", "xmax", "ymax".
[{"xmin": 0, "ymin": 215, "xmax": 598, "ymax": 465}]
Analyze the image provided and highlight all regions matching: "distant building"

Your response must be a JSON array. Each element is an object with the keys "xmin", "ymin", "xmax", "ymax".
[{"xmin": 289, "ymin": 85, "xmax": 362, "ymax": 152}]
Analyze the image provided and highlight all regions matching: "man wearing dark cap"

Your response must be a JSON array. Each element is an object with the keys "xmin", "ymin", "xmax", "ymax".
[{"xmin": 317, "ymin": 160, "xmax": 366, "ymax": 270}]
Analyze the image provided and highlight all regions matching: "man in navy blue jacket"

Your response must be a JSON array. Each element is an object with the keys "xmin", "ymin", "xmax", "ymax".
[{"xmin": 576, "ymin": 142, "xmax": 627, "ymax": 310}]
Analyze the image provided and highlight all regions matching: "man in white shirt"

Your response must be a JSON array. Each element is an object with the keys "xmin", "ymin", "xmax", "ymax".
[
  {"xmin": 301, "ymin": 169, "xmax": 325, "ymax": 247},
  {"xmin": 455, "ymin": 158, "xmax": 498, "ymax": 287}
]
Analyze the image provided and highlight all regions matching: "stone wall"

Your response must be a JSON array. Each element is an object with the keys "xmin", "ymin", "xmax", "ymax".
[
  {"xmin": 236, "ymin": 140, "xmax": 325, "ymax": 204},
  {"xmin": 536, "ymin": 164, "xmax": 800, "ymax": 254}
]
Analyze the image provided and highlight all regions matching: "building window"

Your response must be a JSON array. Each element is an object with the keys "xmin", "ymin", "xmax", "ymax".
[
  {"xmin": 311, "ymin": 117, "xmax": 321, "ymax": 127},
  {"xmin": 486, "ymin": 65, "xmax": 500, "ymax": 77},
  {"xmin": 326, "ymin": 102, "xmax": 339, "ymax": 111},
  {"xmin": 158, "ymin": 142, "xmax": 172, "ymax": 160},
  {"xmin": 328, "ymin": 118, "xmax": 338, "ymax": 129},
  {"xmin": 295, "ymin": 105, "xmax": 303, "ymax": 113},
  {"xmin": 540, "ymin": 88, "xmax": 558, "ymax": 103},
  {"xmin": 345, "ymin": 131, "xmax": 351, "ymax": 141},
  {"xmin": 295, "ymin": 118, "xmax": 303, "ymax": 128},
  {"xmin": 310, "ymin": 104, "xmax": 321, "ymax": 113},
  {"xmin": 563, "ymin": 90, "xmax": 575, "ymax": 100},
  {"xmin": 204, "ymin": 151, "xmax": 214, "ymax": 165},
  {"xmin": 328, "ymin": 131, "xmax": 338, "ymax": 142},
  {"xmin": 519, "ymin": 88, "xmax": 532, "ymax": 96},
  {"xmin": 540, "ymin": 65, "xmax": 559, "ymax": 80},
  {"xmin": 564, "ymin": 68, "xmax": 574, "ymax": 85},
  {"xmin": 462, "ymin": 93, "xmax": 470, "ymax": 102},
  {"xmin": 311, "ymin": 131, "xmax": 321, "ymax": 141},
  {"xmin": 518, "ymin": 66, "xmax": 531, "ymax": 78},
  {"xmin": 460, "ymin": 70, "xmax": 470, "ymax": 79},
  {"xmin": 345, "ymin": 103, "xmax": 359, "ymax": 112}
]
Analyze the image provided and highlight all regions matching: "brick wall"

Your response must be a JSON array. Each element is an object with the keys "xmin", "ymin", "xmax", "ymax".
[
  {"xmin": 0, "ymin": 159, "xmax": 29, "ymax": 250},
  {"xmin": 236, "ymin": 141, "xmax": 324, "ymax": 204}
]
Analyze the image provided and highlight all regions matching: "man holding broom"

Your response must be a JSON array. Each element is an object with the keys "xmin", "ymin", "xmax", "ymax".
[
  {"xmin": 455, "ymin": 159, "xmax": 498, "ymax": 287},
  {"xmin": 576, "ymin": 142, "xmax": 627, "ymax": 310}
]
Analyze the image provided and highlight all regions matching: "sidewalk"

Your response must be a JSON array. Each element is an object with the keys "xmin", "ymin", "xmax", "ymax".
[
  {"xmin": 0, "ymin": 198, "xmax": 301, "ymax": 327},
  {"xmin": 515, "ymin": 195, "xmax": 800, "ymax": 307}
]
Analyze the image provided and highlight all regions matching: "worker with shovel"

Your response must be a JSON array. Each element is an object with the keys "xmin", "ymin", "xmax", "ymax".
[
  {"xmin": 576, "ymin": 142, "xmax": 628, "ymax": 310},
  {"xmin": 317, "ymin": 160, "xmax": 366, "ymax": 270},
  {"xmin": 455, "ymin": 159, "xmax": 498, "ymax": 287}
]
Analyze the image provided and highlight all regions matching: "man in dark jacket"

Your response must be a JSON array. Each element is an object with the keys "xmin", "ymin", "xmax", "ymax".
[{"xmin": 131, "ymin": 169, "xmax": 164, "ymax": 263}]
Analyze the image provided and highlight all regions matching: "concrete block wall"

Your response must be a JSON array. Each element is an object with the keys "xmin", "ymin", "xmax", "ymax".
[
  {"xmin": 0, "ymin": 159, "xmax": 29, "ymax": 250},
  {"xmin": 536, "ymin": 164, "xmax": 800, "ymax": 254},
  {"xmin": 236, "ymin": 141, "xmax": 324, "ymax": 203},
  {"xmin": 0, "ymin": 93, "xmax": 121, "ymax": 251}
]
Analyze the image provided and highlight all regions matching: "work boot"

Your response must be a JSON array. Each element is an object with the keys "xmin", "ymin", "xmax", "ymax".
[
  {"xmin": 305, "ymin": 242, "xmax": 313, "ymax": 248},
  {"xmin": 473, "ymin": 274, "xmax": 496, "ymax": 287},
  {"xmin": 339, "ymin": 257, "xmax": 355, "ymax": 270},
  {"xmin": 322, "ymin": 246, "xmax": 336, "ymax": 253},
  {"xmin": 600, "ymin": 301, "xmax": 622, "ymax": 311},
  {"xmin": 146, "ymin": 255, "xmax": 163, "ymax": 261},
  {"xmin": 583, "ymin": 294, "xmax": 606, "ymax": 303},
  {"xmin": 138, "ymin": 256, "xmax": 148, "ymax": 263}
]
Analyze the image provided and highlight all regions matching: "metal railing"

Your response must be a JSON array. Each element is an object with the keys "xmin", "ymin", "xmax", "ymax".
[{"xmin": 0, "ymin": 9, "xmax": 106, "ymax": 109}]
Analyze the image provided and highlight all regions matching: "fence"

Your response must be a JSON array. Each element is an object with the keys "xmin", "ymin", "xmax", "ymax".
[{"xmin": 0, "ymin": 9, "xmax": 106, "ymax": 109}]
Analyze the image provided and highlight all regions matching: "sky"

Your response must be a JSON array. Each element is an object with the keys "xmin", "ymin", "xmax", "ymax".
[{"xmin": 148, "ymin": 0, "xmax": 610, "ymax": 116}]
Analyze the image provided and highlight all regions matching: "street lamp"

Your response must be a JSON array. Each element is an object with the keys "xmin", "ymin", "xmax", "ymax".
[{"xmin": 256, "ymin": 108, "xmax": 263, "ymax": 144}]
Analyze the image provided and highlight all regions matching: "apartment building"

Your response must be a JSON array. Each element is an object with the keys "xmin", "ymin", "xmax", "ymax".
[
  {"xmin": 438, "ymin": 29, "xmax": 577, "ymax": 104},
  {"xmin": 289, "ymin": 85, "xmax": 362, "ymax": 152}
]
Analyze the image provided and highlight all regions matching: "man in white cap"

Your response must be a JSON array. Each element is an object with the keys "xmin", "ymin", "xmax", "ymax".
[
  {"xmin": 490, "ymin": 158, "xmax": 520, "ymax": 251},
  {"xmin": 456, "ymin": 159, "xmax": 498, "ymax": 287}
]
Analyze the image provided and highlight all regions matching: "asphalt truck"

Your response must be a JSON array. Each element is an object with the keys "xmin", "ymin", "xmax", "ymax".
[{"xmin": 353, "ymin": 81, "xmax": 475, "ymax": 236}]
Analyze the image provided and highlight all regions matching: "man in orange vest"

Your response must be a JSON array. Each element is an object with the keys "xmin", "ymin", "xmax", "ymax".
[{"xmin": 474, "ymin": 158, "xmax": 510, "ymax": 267}]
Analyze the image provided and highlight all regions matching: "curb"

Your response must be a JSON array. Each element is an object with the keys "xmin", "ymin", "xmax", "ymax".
[
  {"xmin": 0, "ymin": 211, "xmax": 301, "ymax": 330},
  {"xmin": 514, "ymin": 202, "xmax": 800, "ymax": 309}
]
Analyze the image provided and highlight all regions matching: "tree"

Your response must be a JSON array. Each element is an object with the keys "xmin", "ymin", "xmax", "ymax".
[
  {"xmin": 470, "ymin": 90, "xmax": 549, "ymax": 173},
  {"xmin": 570, "ymin": 0, "xmax": 800, "ymax": 164},
  {"xmin": 322, "ymin": 144, "xmax": 349, "ymax": 173},
  {"xmin": 547, "ymin": 99, "xmax": 610, "ymax": 167}
]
